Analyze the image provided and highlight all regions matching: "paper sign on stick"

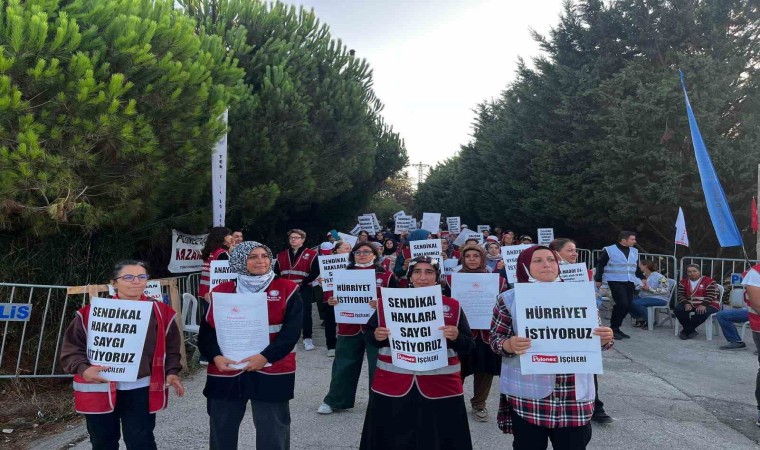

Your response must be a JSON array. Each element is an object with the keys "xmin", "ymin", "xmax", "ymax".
[
  {"xmin": 334, "ymin": 270, "xmax": 377, "ymax": 324},
  {"xmin": 212, "ymin": 293, "xmax": 270, "ymax": 370},
  {"xmin": 210, "ymin": 260, "xmax": 238, "ymax": 289},
  {"xmin": 446, "ymin": 217, "xmax": 461, "ymax": 232},
  {"xmin": 500, "ymin": 244, "xmax": 533, "ymax": 282},
  {"xmin": 381, "ymin": 285, "xmax": 447, "ymax": 371},
  {"xmin": 514, "ymin": 282, "xmax": 602, "ymax": 374},
  {"xmin": 450, "ymin": 273, "xmax": 500, "ymax": 330},
  {"xmin": 86, "ymin": 298, "xmax": 154, "ymax": 381},
  {"xmin": 421, "ymin": 213, "xmax": 441, "ymax": 234},
  {"xmin": 410, "ymin": 239, "xmax": 443, "ymax": 261},
  {"xmin": 318, "ymin": 254, "xmax": 350, "ymax": 291},
  {"xmin": 560, "ymin": 263, "xmax": 589, "ymax": 282},
  {"xmin": 537, "ymin": 228, "xmax": 554, "ymax": 245}
]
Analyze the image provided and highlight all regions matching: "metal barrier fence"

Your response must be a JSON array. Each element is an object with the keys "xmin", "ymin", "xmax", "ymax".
[
  {"xmin": 640, "ymin": 253, "xmax": 678, "ymax": 280},
  {"xmin": 577, "ymin": 248, "xmax": 593, "ymax": 269},
  {"xmin": 680, "ymin": 256, "xmax": 759, "ymax": 290}
]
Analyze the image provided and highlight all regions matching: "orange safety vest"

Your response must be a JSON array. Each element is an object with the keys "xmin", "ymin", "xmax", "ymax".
[
  {"xmin": 72, "ymin": 297, "xmax": 176, "ymax": 414},
  {"xmin": 206, "ymin": 278, "xmax": 299, "ymax": 377},
  {"xmin": 199, "ymin": 247, "xmax": 229, "ymax": 297},
  {"xmin": 372, "ymin": 295, "xmax": 463, "ymax": 399},
  {"xmin": 337, "ymin": 268, "xmax": 395, "ymax": 337},
  {"xmin": 276, "ymin": 248, "xmax": 317, "ymax": 286}
]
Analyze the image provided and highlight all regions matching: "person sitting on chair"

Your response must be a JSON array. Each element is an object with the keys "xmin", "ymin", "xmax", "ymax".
[{"xmin": 675, "ymin": 264, "xmax": 720, "ymax": 340}]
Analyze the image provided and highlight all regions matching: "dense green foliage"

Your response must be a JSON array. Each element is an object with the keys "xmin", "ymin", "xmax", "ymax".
[
  {"xmin": 0, "ymin": 0, "xmax": 406, "ymax": 283},
  {"xmin": 416, "ymin": 0, "xmax": 760, "ymax": 255}
]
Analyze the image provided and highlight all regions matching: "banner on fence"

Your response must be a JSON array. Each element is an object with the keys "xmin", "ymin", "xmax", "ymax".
[
  {"xmin": 0, "ymin": 303, "xmax": 32, "ymax": 321},
  {"xmin": 168, "ymin": 229, "xmax": 207, "ymax": 273}
]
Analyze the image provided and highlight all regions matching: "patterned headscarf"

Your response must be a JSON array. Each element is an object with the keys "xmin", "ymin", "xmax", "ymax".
[{"xmin": 229, "ymin": 241, "xmax": 275, "ymax": 293}]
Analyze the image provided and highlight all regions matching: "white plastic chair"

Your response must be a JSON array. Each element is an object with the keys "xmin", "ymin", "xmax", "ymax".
[
  {"xmin": 182, "ymin": 293, "xmax": 200, "ymax": 348},
  {"xmin": 676, "ymin": 284, "xmax": 724, "ymax": 338},
  {"xmin": 705, "ymin": 287, "xmax": 747, "ymax": 341},
  {"xmin": 647, "ymin": 278, "xmax": 676, "ymax": 331}
]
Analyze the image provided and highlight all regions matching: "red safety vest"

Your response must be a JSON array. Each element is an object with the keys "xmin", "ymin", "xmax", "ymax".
[
  {"xmin": 742, "ymin": 265, "xmax": 760, "ymax": 331},
  {"xmin": 337, "ymin": 267, "xmax": 394, "ymax": 337},
  {"xmin": 206, "ymin": 278, "xmax": 299, "ymax": 377},
  {"xmin": 72, "ymin": 297, "xmax": 176, "ymax": 414},
  {"xmin": 199, "ymin": 247, "xmax": 229, "ymax": 297},
  {"xmin": 277, "ymin": 248, "xmax": 317, "ymax": 286},
  {"xmin": 372, "ymin": 295, "xmax": 463, "ymax": 399},
  {"xmin": 680, "ymin": 276, "xmax": 719, "ymax": 309}
]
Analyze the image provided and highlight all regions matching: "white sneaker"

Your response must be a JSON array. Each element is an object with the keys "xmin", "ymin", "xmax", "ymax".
[
  {"xmin": 317, "ymin": 403, "xmax": 333, "ymax": 414},
  {"xmin": 303, "ymin": 338, "xmax": 316, "ymax": 351},
  {"xmin": 327, "ymin": 349, "xmax": 335, "ymax": 357}
]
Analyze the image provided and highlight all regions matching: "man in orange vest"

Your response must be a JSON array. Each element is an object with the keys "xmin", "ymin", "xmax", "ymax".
[{"xmin": 274, "ymin": 228, "xmax": 320, "ymax": 350}]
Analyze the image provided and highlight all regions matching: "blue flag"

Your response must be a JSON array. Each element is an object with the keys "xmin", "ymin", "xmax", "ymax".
[{"xmin": 679, "ymin": 70, "xmax": 742, "ymax": 247}]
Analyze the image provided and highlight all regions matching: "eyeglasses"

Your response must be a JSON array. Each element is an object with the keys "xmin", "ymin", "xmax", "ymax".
[
  {"xmin": 116, "ymin": 274, "xmax": 150, "ymax": 282},
  {"xmin": 289, "ymin": 236, "xmax": 303, "ymax": 240},
  {"xmin": 353, "ymin": 250, "xmax": 373, "ymax": 256}
]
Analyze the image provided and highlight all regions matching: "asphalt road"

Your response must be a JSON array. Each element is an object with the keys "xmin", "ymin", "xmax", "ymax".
[{"xmin": 32, "ymin": 314, "xmax": 760, "ymax": 450}]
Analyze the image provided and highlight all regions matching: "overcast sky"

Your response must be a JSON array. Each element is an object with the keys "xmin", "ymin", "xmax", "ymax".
[{"xmin": 282, "ymin": 0, "xmax": 567, "ymax": 177}]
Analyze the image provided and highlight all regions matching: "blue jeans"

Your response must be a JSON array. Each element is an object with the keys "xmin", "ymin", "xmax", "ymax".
[
  {"xmin": 716, "ymin": 308, "xmax": 749, "ymax": 343},
  {"xmin": 630, "ymin": 297, "xmax": 667, "ymax": 323}
]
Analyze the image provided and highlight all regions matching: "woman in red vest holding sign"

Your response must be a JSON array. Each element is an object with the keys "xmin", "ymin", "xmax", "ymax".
[
  {"xmin": 360, "ymin": 256, "xmax": 475, "ymax": 450},
  {"xmin": 200, "ymin": 241, "xmax": 303, "ymax": 450},
  {"xmin": 675, "ymin": 264, "xmax": 720, "ymax": 340},
  {"xmin": 60, "ymin": 260, "xmax": 185, "ymax": 449}
]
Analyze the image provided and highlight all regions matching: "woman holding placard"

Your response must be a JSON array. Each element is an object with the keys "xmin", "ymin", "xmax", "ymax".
[
  {"xmin": 490, "ymin": 246, "xmax": 614, "ymax": 449},
  {"xmin": 360, "ymin": 256, "xmax": 475, "ymax": 450},
  {"xmin": 200, "ymin": 241, "xmax": 303, "ymax": 450},
  {"xmin": 321, "ymin": 240, "xmax": 354, "ymax": 356},
  {"xmin": 317, "ymin": 241, "xmax": 398, "ymax": 415},
  {"xmin": 550, "ymin": 238, "xmax": 614, "ymax": 425},
  {"xmin": 61, "ymin": 260, "xmax": 185, "ymax": 449}
]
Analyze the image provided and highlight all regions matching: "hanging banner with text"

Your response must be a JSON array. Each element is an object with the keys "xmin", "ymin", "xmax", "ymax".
[
  {"xmin": 210, "ymin": 260, "xmax": 238, "ymax": 289},
  {"xmin": 211, "ymin": 109, "xmax": 228, "ymax": 226},
  {"xmin": 537, "ymin": 228, "xmax": 554, "ymax": 245},
  {"xmin": 168, "ymin": 229, "xmax": 207, "ymax": 273},
  {"xmin": 513, "ymin": 282, "xmax": 602, "ymax": 374},
  {"xmin": 318, "ymin": 254, "xmax": 350, "ymax": 291},
  {"xmin": 446, "ymin": 217, "xmax": 461, "ymax": 232},
  {"xmin": 410, "ymin": 239, "xmax": 443, "ymax": 261},
  {"xmin": 86, "ymin": 298, "xmax": 154, "ymax": 381},
  {"xmin": 500, "ymin": 244, "xmax": 533, "ymax": 282},
  {"xmin": 333, "ymin": 269, "xmax": 376, "ymax": 324},
  {"xmin": 450, "ymin": 272, "xmax": 500, "ymax": 329},
  {"xmin": 381, "ymin": 285, "xmax": 447, "ymax": 371},
  {"xmin": 212, "ymin": 292, "xmax": 270, "ymax": 370},
  {"xmin": 560, "ymin": 263, "xmax": 589, "ymax": 282},
  {"xmin": 421, "ymin": 212, "xmax": 441, "ymax": 234}
]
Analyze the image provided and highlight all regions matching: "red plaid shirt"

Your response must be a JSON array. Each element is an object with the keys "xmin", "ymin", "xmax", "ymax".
[{"xmin": 490, "ymin": 292, "xmax": 612, "ymax": 434}]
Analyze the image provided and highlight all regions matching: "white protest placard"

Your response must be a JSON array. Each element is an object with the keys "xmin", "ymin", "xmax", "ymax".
[
  {"xmin": 500, "ymin": 244, "xmax": 533, "ymax": 282},
  {"xmin": 410, "ymin": 239, "xmax": 443, "ymax": 261},
  {"xmin": 450, "ymin": 273, "xmax": 500, "ymax": 330},
  {"xmin": 514, "ymin": 282, "xmax": 602, "ymax": 374},
  {"xmin": 446, "ymin": 217, "xmax": 461, "ymax": 232},
  {"xmin": 408, "ymin": 218, "xmax": 418, "ymax": 230},
  {"xmin": 393, "ymin": 210, "xmax": 406, "ymax": 220},
  {"xmin": 369, "ymin": 213, "xmax": 381, "ymax": 233},
  {"xmin": 395, "ymin": 215, "xmax": 413, "ymax": 234},
  {"xmin": 210, "ymin": 260, "xmax": 238, "ymax": 290},
  {"xmin": 338, "ymin": 232, "xmax": 358, "ymax": 247},
  {"xmin": 334, "ymin": 270, "xmax": 377, "ymax": 324},
  {"xmin": 454, "ymin": 229, "xmax": 483, "ymax": 247},
  {"xmin": 168, "ymin": 229, "xmax": 207, "ymax": 273},
  {"xmin": 560, "ymin": 263, "xmax": 589, "ymax": 282},
  {"xmin": 143, "ymin": 281, "xmax": 162, "ymax": 301},
  {"xmin": 381, "ymin": 285, "xmax": 447, "ymax": 371},
  {"xmin": 212, "ymin": 292, "xmax": 270, "ymax": 370},
  {"xmin": 349, "ymin": 224, "xmax": 361, "ymax": 236},
  {"xmin": 477, "ymin": 225, "xmax": 490, "ymax": 233},
  {"xmin": 86, "ymin": 298, "xmax": 154, "ymax": 381},
  {"xmin": 421, "ymin": 212, "xmax": 441, "ymax": 234},
  {"xmin": 318, "ymin": 254, "xmax": 350, "ymax": 291},
  {"xmin": 443, "ymin": 259, "xmax": 461, "ymax": 275},
  {"xmin": 358, "ymin": 215, "xmax": 375, "ymax": 233},
  {"xmin": 537, "ymin": 228, "xmax": 554, "ymax": 245}
]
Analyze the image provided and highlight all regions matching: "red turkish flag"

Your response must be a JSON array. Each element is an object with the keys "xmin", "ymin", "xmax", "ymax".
[{"xmin": 752, "ymin": 197, "xmax": 758, "ymax": 234}]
